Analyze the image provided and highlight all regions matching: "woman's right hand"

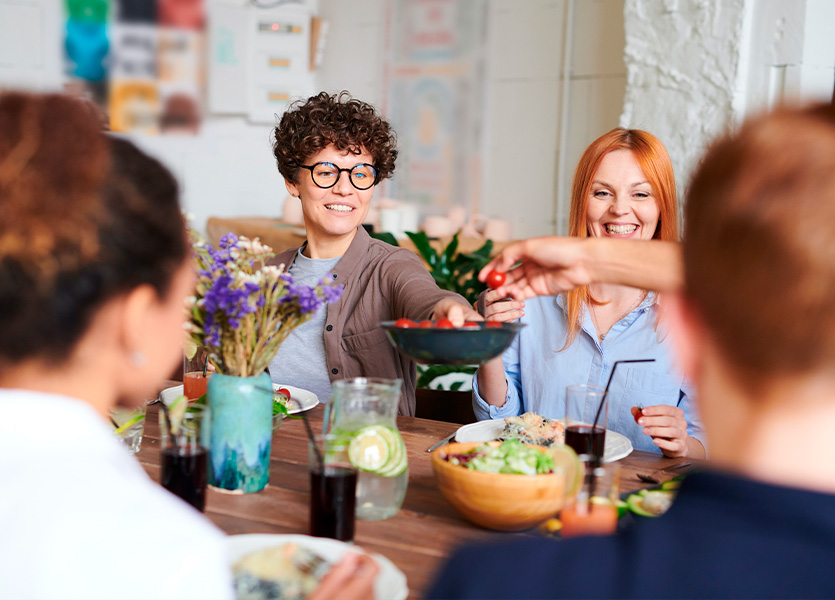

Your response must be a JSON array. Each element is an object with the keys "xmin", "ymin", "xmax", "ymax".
[{"xmin": 481, "ymin": 289, "xmax": 525, "ymax": 323}]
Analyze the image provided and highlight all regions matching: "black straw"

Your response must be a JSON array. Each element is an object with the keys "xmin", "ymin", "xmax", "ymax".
[
  {"xmin": 202, "ymin": 349, "xmax": 208, "ymax": 377},
  {"xmin": 590, "ymin": 358, "xmax": 656, "ymax": 455},
  {"xmin": 585, "ymin": 358, "xmax": 655, "ymax": 508},
  {"xmin": 302, "ymin": 411, "xmax": 324, "ymax": 472},
  {"xmin": 159, "ymin": 400, "xmax": 174, "ymax": 441}
]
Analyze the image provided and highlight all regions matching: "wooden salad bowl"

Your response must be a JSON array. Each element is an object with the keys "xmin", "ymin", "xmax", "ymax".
[{"xmin": 431, "ymin": 441, "xmax": 580, "ymax": 531}]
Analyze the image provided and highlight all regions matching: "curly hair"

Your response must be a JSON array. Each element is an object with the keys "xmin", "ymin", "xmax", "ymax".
[
  {"xmin": 0, "ymin": 92, "xmax": 187, "ymax": 369},
  {"xmin": 272, "ymin": 91, "xmax": 397, "ymax": 185}
]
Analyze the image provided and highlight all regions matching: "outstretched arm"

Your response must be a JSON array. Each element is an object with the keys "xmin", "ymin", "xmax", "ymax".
[{"xmin": 478, "ymin": 237, "xmax": 683, "ymax": 299}]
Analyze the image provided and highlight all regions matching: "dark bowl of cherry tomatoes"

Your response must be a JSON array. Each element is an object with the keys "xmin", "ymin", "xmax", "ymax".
[{"xmin": 379, "ymin": 319, "xmax": 526, "ymax": 365}]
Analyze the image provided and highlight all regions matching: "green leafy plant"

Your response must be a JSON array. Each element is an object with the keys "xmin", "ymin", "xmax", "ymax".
[{"xmin": 372, "ymin": 230, "xmax": 493, "ymax": 389}]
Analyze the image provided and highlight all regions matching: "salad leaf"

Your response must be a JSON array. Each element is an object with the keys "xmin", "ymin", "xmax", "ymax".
[{"xmin": 447, "ymin": 439, "xmax": 555, "ymax": 475}]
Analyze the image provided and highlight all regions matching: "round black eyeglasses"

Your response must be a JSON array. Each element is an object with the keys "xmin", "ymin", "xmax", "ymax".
[{"xmin": 299, "ymin": 162, "xmax": 378, "ymax": 190}]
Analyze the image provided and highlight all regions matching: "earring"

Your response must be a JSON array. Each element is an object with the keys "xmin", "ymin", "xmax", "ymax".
[{"xmin": 131, "ymin": 351, "xmax": 146, "ymax": 367}]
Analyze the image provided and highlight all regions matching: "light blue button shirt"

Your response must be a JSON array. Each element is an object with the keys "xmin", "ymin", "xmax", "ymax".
[{"xmin": 472, "ymin": 293, "xmax": 705, "ymax": 454}]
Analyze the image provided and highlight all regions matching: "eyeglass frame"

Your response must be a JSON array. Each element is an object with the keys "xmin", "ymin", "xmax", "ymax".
[{"xmin": 298, "ymin": 161, "xmax": 379, "ymax": 190}]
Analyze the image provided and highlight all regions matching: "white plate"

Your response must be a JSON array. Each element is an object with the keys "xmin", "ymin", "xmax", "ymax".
[
  {"xmin": 455, "ymin": 419, "xmax": 633, "ymax": 463},
  {"xmin": 226, "ymin": 533, "xmax": 408, "ymax": 600},
  {"xmin": 158, "ymin": 383, "xmax": 319, "ymax": 414}
]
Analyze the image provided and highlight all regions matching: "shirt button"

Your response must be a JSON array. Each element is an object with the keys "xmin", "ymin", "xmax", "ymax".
[
  {"xmin": 620, "ymin": 321, "xmax": 627, "ymax": 326},
  {"xmin": 331, "ymin": 368, "xmax": 338, "ymax": 375},
  {"xmin": 326, "ymin": 325, "xmax": 333, "ymax": 331}
]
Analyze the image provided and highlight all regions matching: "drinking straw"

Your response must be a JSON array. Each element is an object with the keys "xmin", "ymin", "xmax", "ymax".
[
  {"xmin": 159, "ymin": 400, "xmax": 174, "ymax": 441},
  {"xmin": 302, "ymin": 411, "xmax": 325, "ymax": 472},
  {"xmin": 202, "ymin": 350, "xmax": 208, "ymax": 378},
  {"xmin": 586, "ymin": 358, "xmax": 655, "ymax": 507},
  {"xmin": 589, "ymin": 358, "xmax": 657, "ymax": 460}
]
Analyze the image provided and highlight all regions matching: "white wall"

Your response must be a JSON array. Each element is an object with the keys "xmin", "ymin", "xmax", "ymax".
[
  {"xmin": 621, "ymin": 0, "xmax": 835, "ymax": 201},
  {"xmin": 316, "ymin": 0, "xmax": 627, "ymax": 239}
]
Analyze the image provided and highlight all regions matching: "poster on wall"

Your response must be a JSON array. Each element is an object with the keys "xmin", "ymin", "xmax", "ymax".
[
  {"xmin": 62, "ymin": 0, "xmax": 206, "ymax": 134},
  {"xmin": 382, "ymin": 0, "xmax": 487, "ymax": 213}
]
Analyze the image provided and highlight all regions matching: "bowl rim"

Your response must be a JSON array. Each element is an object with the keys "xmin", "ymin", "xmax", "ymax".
[
  {"xmin": 431, "ymin": 440, "xmax": 569, "ymax": 481},
  {"xmin": 380, "ymin": 320, "xmax": 526, "ymax": 331}
]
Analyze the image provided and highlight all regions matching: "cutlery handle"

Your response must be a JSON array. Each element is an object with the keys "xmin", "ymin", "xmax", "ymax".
[{"xmin": 426, "ymin": 432, "xmax": 456, "ymax": 453}]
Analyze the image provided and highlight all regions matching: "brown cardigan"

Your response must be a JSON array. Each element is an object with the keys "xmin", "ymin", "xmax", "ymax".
[{"xmin": 268, "ymin": 227, "xmax": 469, "ymax": 416}]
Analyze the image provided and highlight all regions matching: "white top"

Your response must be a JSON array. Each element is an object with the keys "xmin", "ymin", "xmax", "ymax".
[{"xmin": 0, "ymin": 389, "xmax": 234, "ymax": 600}]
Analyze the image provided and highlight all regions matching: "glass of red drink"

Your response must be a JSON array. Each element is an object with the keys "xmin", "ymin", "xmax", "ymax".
[
  {"xmin": 159, "ymin": 404, "xmax": 210, "ymax": 512},
  {"xmin": 308, "ymin": 434, "xmax": 357, "ymax": 542},
  {"xmin": 561, "ymin": 456, "xmax": 620, "ymax": 537},
  {"xmin": 564, "ymin": 384, "xmax": 607, "ymax": 459}
]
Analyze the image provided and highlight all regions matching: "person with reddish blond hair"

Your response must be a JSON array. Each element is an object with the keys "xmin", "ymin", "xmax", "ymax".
[
  {"xmin": 431, "ymin": 103, "xmax": 835, "ymax": 600},
  {"xmin": 474, "ymin": 128, "xmax": 705, "ymax": 458}
]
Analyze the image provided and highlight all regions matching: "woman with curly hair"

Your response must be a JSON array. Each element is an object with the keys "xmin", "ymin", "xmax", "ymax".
[
  {"xmin": 268, "ymin": 91, "xmax": 479, "ymax": 415},
  {"xmin": 473, "ymin": 128, "xmax": 705, "ymax": 458}
]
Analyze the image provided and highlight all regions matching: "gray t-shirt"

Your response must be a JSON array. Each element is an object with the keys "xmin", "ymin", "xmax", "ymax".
[{"xmin": 268, "ymin": 249, "xmax": 340, "ymax": 405}]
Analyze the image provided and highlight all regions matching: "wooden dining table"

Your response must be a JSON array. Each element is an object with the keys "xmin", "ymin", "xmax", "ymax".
[{"xmin": 136, "ymin": 384, "xmax": 703, "ymax": 599}]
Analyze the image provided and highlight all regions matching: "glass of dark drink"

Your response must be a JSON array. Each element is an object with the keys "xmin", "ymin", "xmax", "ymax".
[
  {"xmin": 309, "ymin": 434, "xmax": 357, "ymax": 542},
  {"xmin": 564, "ymin": 384, "xmax": 608, "ymax": 459},
  {"xmin": 160, "ymin": 403, "xmax": 210, "ymax": 512}
]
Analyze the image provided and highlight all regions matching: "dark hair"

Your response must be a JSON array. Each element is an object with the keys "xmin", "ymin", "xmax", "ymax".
[
  {"xmin": 272, "ymin": 91, "xmax": 397, "ymax": 184},
  {"xmin": 0, "ymin": 92, "xmax": 188, "ymax": 368},
  {"xmin": 684, "ymin": 102, "xmax": 835, "ymax": 383}
]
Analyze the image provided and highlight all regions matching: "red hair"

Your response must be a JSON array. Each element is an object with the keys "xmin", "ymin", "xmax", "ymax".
[{"xmin": 563, "ymin": 128, "xmax": 678, "ymax": 348}]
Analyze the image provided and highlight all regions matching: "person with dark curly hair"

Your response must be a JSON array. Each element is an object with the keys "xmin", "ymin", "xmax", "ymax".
[{"xmin": 268, "ymin": 91, "xmax": 480, "ymax": 415}]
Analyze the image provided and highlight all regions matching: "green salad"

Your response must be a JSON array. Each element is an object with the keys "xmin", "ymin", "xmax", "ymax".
[{"xmin": 446, "ymin": 438, "xmax": 555, "ymax": 475}]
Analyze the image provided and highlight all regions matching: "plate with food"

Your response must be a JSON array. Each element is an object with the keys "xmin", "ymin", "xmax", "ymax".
[
  {"xmin": 380, "ymin": 319, "xmax": 525, "ymax": 365},
  {"xmin": 159, "ymin": 383, "xmax": 318, "ymax": 414},
  {"xmin": 227, "ymin": 533, "xmax": 408, "ymax": 600},
  {"xmin": 455, "ymin": 413, "xmax": 633, "ymax": 462}
]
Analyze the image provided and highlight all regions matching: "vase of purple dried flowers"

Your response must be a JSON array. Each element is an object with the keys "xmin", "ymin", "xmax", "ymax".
[{"xmin": 186, "ymin": 233, "xmax": 342, "ymax": 493}]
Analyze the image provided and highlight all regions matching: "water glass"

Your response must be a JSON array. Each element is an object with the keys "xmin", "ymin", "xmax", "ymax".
[
  {"xmin": 160, "ymin": 404, "xmax": 210, "ymax": 512},
  {"xmin": 309, "ymin": 434, "xmax": 357, "ymax": 542},
  {"xmin": 111, "ymin": 404, "xmax": 146, "ymax": 455},
  {"xmin": 561, "ymin": 456, "xmax": 620, "ymax": 537},
  {"xmin": 564, "ymin": 384, "xmax": 607, "ymax": 458}
]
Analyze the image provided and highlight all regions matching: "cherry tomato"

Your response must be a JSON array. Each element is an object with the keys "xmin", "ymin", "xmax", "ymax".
[
  {"xmin": 633, "ymin": 406, "xmax": 644, "ymax": 424},
  {"xmin": 486, "ymin": 269, "xmax": 506, "ymax": 290},
  {"xmin": 462, "ymin": 321, "xmax": 480, "ymax": 328},
  {"xmin": 394, "ymin": 318, "xmax": 416, "ymax": 328},
  {"xmin": 435, "ymin": 318, "xmax": 454, "ymax": 328},
  {"xmin": 485, "ymin": 321, "xmax": 503, "ymax": 328},
  {"xmin": 419, "ymin": 320, "xmax": 434, "ymax": 328},
  {"xmin": 276, "ymin": 387, "xmax": 291, "ymax": 399}
]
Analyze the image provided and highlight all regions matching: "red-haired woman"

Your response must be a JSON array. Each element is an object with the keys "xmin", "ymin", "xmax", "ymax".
[{"xmin": 474, "ymin": 128, "xmax": 705, "ymax": 458}]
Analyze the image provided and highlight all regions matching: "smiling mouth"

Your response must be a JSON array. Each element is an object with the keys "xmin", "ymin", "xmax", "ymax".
[
  {"xmin": 605, "ymin": 223, "xmax": 638, "ymax": 235},
  {"xmin": 325, "ymin": 204, "xmax": 354, "ymax": 213}
]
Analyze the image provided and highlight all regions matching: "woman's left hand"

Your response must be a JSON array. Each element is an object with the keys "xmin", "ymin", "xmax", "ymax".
[
  {"xmin": 631, "ymin": 404, "xmax": 705, "ymax": 458},
  {"xmin": 431, "ymin": 298, "xmax": 483, "ymax": 327}
]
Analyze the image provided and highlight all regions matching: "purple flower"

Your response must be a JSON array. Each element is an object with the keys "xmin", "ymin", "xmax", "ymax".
[
  {"xmin": 321, "ymin": 281, "xmax": 344, "ymax": 303},
  {"xmin": 219, "ymin": 233, "xmax": 238, "ymax": 249}
]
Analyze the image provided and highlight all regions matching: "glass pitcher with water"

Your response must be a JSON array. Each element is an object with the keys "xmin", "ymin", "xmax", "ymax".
[{"xmin": 327, "ymin": 378, "xmax": 408, "ymax": 520}]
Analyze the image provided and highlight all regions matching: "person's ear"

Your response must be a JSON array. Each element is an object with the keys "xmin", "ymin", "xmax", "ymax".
[
  {"xmin": 285, "ymin": 178, "xmax": 300, "ymax": 199},
  {"xmin": 119, "ymin": 284, "xmax": 159, "ymax": 369},
  {"xmin": 660, "ymin": 291, "xmax": 705, "ymax": 381}
]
